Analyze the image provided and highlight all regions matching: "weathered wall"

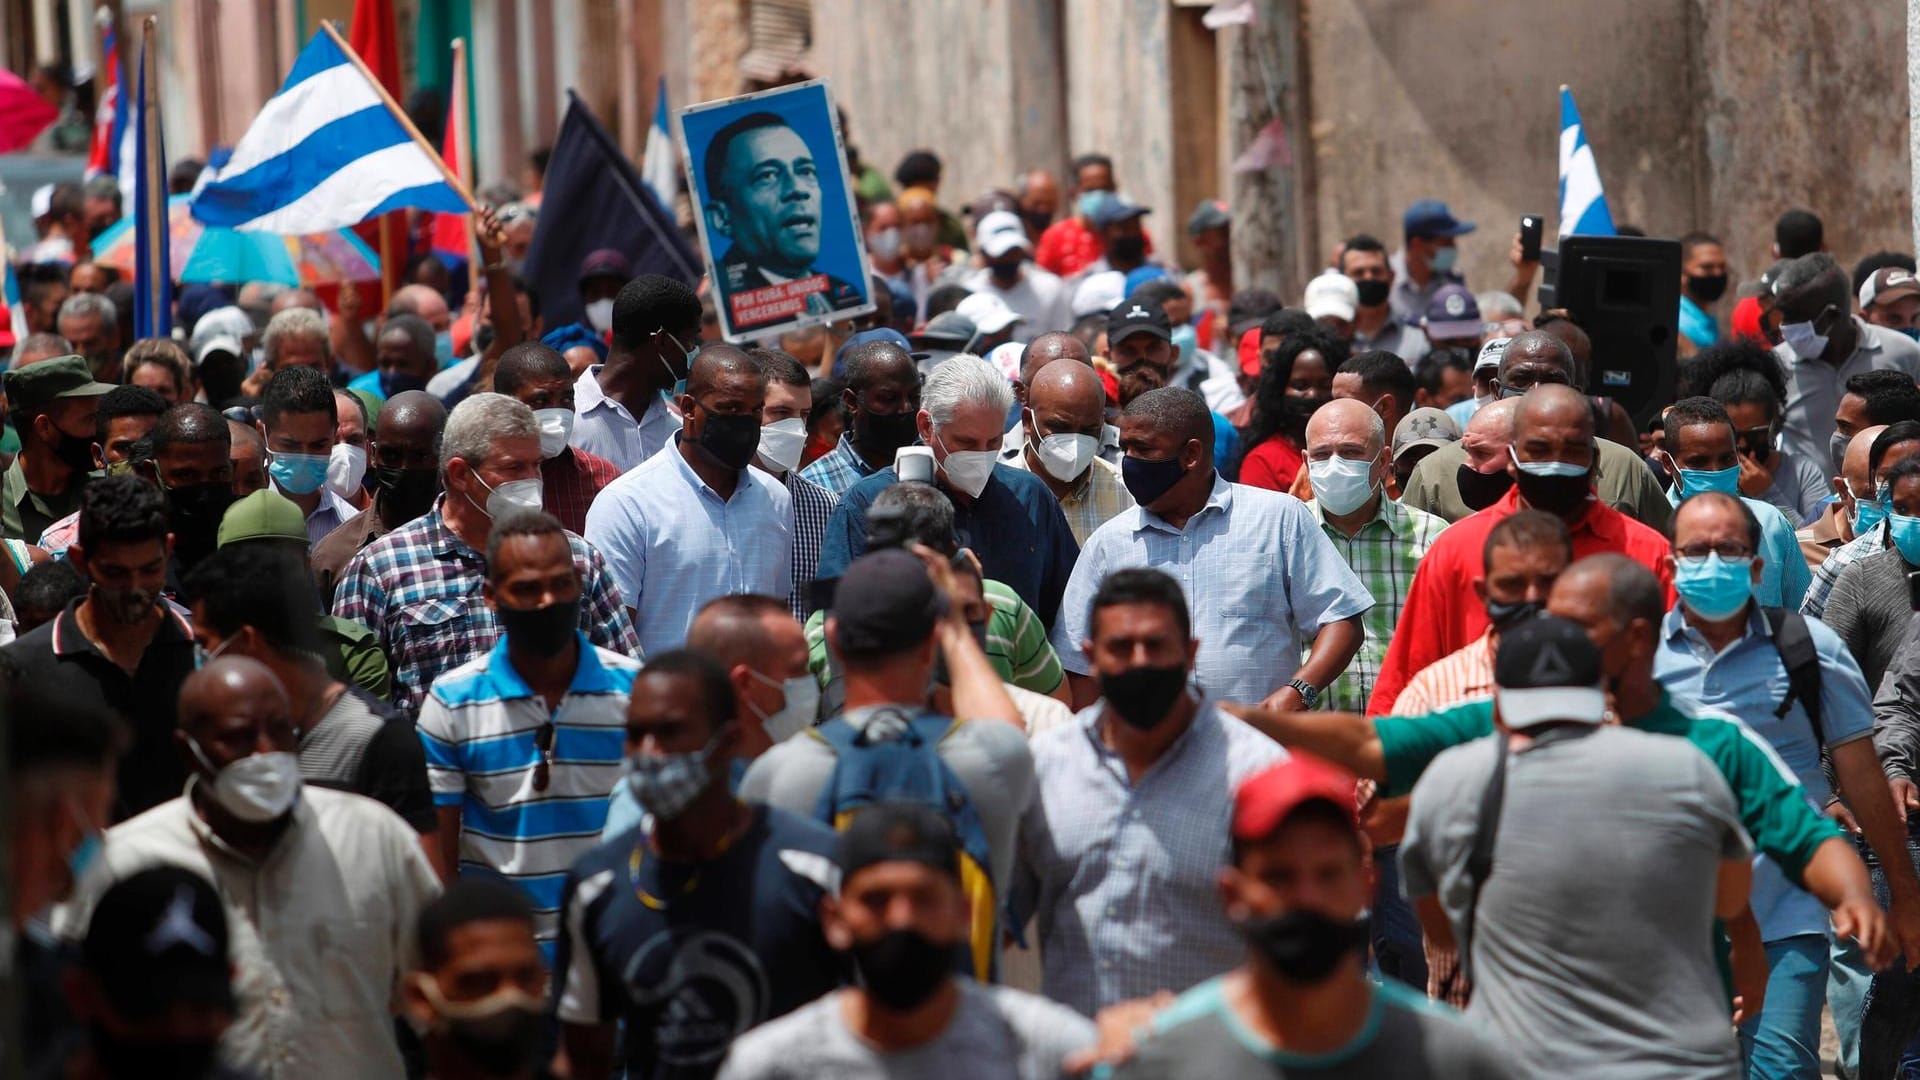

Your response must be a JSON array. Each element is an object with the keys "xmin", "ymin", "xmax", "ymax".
[{"xmin": 1063, "ymin": 0, "xmax": 1178, "ymax": 247}]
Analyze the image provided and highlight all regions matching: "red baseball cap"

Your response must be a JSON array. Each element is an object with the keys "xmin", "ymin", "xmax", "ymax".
[
  {"xmin": 1237, "ymin": 326, "xmax": 1263, "ymax": 377},
  {"xmin": 1232, "ymin": 754, "xmax": 1360, "ymax": 842}
]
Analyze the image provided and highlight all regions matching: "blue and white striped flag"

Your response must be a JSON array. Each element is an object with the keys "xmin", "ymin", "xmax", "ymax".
[
  {"xmin": 641, "ymin": 77, "xmax": 678, "ymax": 205},
  {"xmin": 191, "ymin": 27, "xmax": 468, "ymax": 234},
  {"xmin": 1557, "ymin": 86, "xmax": 1616, "ymax": 240}
]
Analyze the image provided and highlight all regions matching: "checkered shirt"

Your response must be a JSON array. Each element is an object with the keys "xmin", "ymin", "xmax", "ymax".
[{"xmin": 1307, "ymin": 495, "xmax": 1450, "ymax": 712}]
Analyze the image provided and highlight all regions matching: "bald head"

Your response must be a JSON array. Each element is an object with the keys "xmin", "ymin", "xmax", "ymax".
[
  {"xmin": 1020, "ymin": 331, "xmax": 1093, "ymax": 386},
  {"xmin": 391, "ymin": 284, "xmax": 451, "ymax": 331},
  {"xmin": 1305, "ymin": 397, "xmax": 1386, "ymax": 458},
  {"xmin": 1844, "ymin": 424, "xmax": 1886, "ymax": 496},
  {"xmin": 1551, "ymin": 552, "xmax": 1667, "ymax": 629},
  {"xmin": 177, "ymin": 656, "xmax": 291, "ymax": 741},
  {"xmin": 1513, "ymin": 383, "xmax": 1595, "ymax": 442},
  {"xmin": 1028, "ymin": 357, "xmax": 1106, "ymax": 417},
  {"xmin": 1496, "ymin": 329, "xmax": 1577, "ymax": 395},
  {"xmin": 270, "ymin": 289, "xmax": 322, "ymax": 316},
  {"xmin": 687, "ymin": 343, "xmax": 764, "ymax": 399},
  {"xmin": 1466, "ymin": 397, "xmax": 1520, "ymax": 441}
]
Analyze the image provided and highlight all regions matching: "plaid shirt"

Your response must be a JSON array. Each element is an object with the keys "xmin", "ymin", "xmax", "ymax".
[
  {"xmin": 332, "ymin": 499, "xmax": 640, "ymax": 713},
  {"xmin": 1002, "ymin": 448, "xmax": 1135, "ymax": 548},
  {"xmin": 797, "ymin": 433, "xmax": 881, "ymax": 498},
  {"xmin": 542, "ymin": 446, "xmax": 622, "ymax": 535},
  {"xmin": 1308, "ymin": 495, "xmax": 1449, "ymax": 713},
  {"xmin": 784, "ymin": 469, "xmax": 838, "ymax": 619},
  {"xmin": 1803, "ymin": 519, "xmax": 1888, "ymax": 618}
]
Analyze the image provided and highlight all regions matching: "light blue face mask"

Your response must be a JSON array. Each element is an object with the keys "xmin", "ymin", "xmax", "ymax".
[
  {"xmin": 1673, "ymin": 461, "xmax": 1741, "ymax": 499},
  {"xmin": 433, "ymin": 330, "xmax": 455, "ymax": 366},
  {"xmin": 1429, "ymin": 246, "xmax": 1459, "ymax": 273},
  {"xmin": 1673, "ymin": 551, "xmax": 1754, "ymax": 622},
  {"xmin": 1171, "ymin": 324, "xmax": 1197, "ymax": 366},
  {"xmin": 1858, "ymin": 499, "xmax": 1890, "ymax": 536},
  {"xmin": 268, "ymin": 451, "xmax": 329, "ymax": 496},
  {"xmin": 1889, "ymin": 512, "xmax": 1920, "ymax": 567},
  {"xmin": 67, "ymin": 829, "xmax": 102, "ymax": 882},
  {"xmin": 660, "ymin": 329, "xmax": 695, "ymax": 398}
]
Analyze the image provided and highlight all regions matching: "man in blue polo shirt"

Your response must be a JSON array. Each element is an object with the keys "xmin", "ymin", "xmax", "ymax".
[{"xmin": 818, "ymin": 354, "xmax": 1078, "ymax": 627}]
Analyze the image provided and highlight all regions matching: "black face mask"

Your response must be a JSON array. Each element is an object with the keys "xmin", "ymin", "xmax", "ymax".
[
  {"xmin": 695, "ymin": 409, "xmax": 763, "ymax": 471},
  {"xmin": 1485, "ymin": 597, "xmax": 1542, "ymax": 632},
  {"xmin": 1023, "ymin": 210, "xmax": 1053, "ymax": 237},
  {"xmin": 1241, "ymin": 909, "xmax": 1370, "ymax": 983},
  {"xmin": 1686, "ymin": 274, "xmax": 1729, "ymax": 304},
  {"xmin": 51, "ymin": 426, "xmax": 97, "ymax": 474},
  {"xmin": 497, "ymin": 597, "xmax": 579, "ymax": 657},
  {"xmin": 443, "ymin": 1004, "xmax": 545, "ymax": 1077},
  {"xmin": 851, "ymin": 928, "xmax": 952, "ymax": 1011},
  {"xmin": 1455, "ymin": 464, "xmax": 1514, "ymax": 511},
  {"xmin": 1354, "ymin": 278, "xmax": 1391, "ymax": 308},
  {"xmin": 1512, "ymin": 467, "xmax": 1592, "ymax": 518},
  {"xmin": 1285, "ymin": 395, "xmax": 1329, "ymax": 427},
  {"xmin": 1121, "ymin": 454, "xmax": 1186, "ymax": 507},
  {"xmin": 989, "ymin": 261, "xmax": 1023, "ymax": 286},
  {"xmin": 166, "ymin": 482, "xmax": 235, "ymax": 568},
  {"xmin": 373, "ymin": 465, "xmax": 442, "ymax": 524},
  {"xmin": 855, "ymin": 409, "xmax": 920, "ymax": 458},
  {"xmin": 91, "ymin": 1030, "xmax": 220, "ymax": 1080},
  {"xmin": 1109, "ymin": 235, "xmax": 1147, "ymax": 265},
  {"xmin": 1100, "ymin": 663, "xmax": 1190, "ymax": 730}
]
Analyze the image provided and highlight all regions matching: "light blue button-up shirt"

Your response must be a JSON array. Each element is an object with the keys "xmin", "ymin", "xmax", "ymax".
[
  {"xmin": 1653, "ymin": 603, "xmax": 1872, "ymax": 941},
  {"xmin": 584, "ymin": 437, "xmax": 792, "ymax": 659},
  {"xmin": 1665, "ymin": 490, "xmax": 1811, "ymax": 609},
  {"xmin": 1049, "ymin": 474, "xmax": 1373, "ymax": 704},
  {"xmin": 568, "ymin": 366, "xmax": 681, "ymax": 474},
  {"xmin": 1012, "ymin": 695, "xmax": 1287, "ymax": 1016}
]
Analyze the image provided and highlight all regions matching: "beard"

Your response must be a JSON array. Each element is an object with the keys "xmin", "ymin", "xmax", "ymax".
[{"xmin": 1118, "ymin": 365, "xmax": 1166, "ymax": 406}]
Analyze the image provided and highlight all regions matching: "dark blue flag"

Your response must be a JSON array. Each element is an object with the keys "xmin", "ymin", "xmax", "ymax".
[{"xmin": 524, "ymin": 91, "xmax": 699, "ymax": 331}]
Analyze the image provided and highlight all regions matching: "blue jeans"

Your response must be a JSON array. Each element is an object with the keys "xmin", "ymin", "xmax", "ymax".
[
  {"xmin": 1372, "ymin": 844, "xmax": 1428, "ymax": 990},
  {"xmin": 1859, "ymin": 826, "xmax": 1920, "ymax": 1079},
  {"xmin": 1832, "ymin": 930, "xmax": 1870, "ymax": 1078},
  {"xmin": 1738, "ymin": 933, "xmax": 1829, "ymax": 1080}
]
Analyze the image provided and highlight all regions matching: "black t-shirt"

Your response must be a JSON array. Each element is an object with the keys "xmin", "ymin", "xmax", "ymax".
[
  {"xmin": 297, "ymin": 685, "xmax": 435, "ymax": 832},
  {"xmin": 1, "ymin": 599, "xmax": 197, "ymax": 821},
  {"xmin": 554, "ymin": 805, "xmax": 846, "ymax": 1079}
]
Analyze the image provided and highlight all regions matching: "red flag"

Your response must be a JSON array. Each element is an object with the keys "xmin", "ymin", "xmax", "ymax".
[
  {"xmin": 429, "ymin": 65, "xmax": 470, "ymax": 259},
  {"xmin": 349, "ymin": 0, "xmax": 406, "ymax": 304}
]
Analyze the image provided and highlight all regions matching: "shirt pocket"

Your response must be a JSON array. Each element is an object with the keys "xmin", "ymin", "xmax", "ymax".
[{"xmin": 399, "ymin": 596, "xmax": 469, "ymax": 639}]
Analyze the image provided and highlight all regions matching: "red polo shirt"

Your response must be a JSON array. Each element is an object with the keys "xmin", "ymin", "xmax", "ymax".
[{"xmin": 1365, "ymin": 487, "xmax": 1677, "ymax": 715}]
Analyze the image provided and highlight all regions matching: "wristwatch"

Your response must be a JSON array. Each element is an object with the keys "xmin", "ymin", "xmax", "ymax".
[{"xmin": 1287, "ymin": 678, "xmax": 1321, "ymax": 709}]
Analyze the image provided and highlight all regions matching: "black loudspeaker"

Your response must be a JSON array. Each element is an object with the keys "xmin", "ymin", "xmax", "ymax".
[{"xmin": 1537, "ymin": 235, "xmax": 1681, "ymax": 429}]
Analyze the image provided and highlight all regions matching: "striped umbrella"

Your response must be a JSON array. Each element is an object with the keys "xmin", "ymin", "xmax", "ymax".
[{"xmin": 93, "ymin": 195, "xmax": 381, "ymax": 287}]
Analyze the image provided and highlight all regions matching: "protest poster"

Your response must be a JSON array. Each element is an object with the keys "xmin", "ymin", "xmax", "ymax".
[{"xmin": 678, "ymin": 79, "xmax": 874, "ymax": 340}]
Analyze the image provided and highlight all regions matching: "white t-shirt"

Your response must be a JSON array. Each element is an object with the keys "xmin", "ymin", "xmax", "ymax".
[{"xmin": 963, "ymin": 265, "xmax": 1074, "ymax": 343}]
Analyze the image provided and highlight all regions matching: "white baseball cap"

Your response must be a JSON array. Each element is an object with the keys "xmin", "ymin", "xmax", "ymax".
[
  {"xmin": 975, "ymin": 211, "xmax": 1031, "ymax": 259},
  {"xmin": 1304, "ymin": 272, "xmax": 1358, "ymax": 323},
  {"xmin": 955, "ymin": 292, "xmax": 1024, "ymax": 335}
]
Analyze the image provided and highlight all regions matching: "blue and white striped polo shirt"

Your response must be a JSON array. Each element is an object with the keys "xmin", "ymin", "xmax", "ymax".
[{"xmin": 418, "ymin": 632, "xmax": 639, "ymax": 955}]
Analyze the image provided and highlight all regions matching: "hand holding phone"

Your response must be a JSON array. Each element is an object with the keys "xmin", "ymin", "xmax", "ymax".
[{"xmin": 1519, "ymin": 215, "xmax": 1544, "ymax": 264}]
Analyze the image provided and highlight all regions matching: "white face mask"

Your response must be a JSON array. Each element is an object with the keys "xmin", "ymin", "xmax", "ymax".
[
  {"xmin": 325, "ymin": 443, "xmax": 367, "ymax": 500},
  {"xmin": 747, "ymin": 669, "xmax": 820, "ymax": 744},
  {"xmin": 470, "ymin": 473, "xmax": 544, "ymax": 519},
  {"xmin": 869, "ymin": 227, "xmax": 901, "ymax": 259},
  {"xmin": 1780, "ymin": 319, "xmax": 1830, "ymax": 361},
  {"xmin": 756, "ymin": 417, "xmax": 808, "ymax": 475},
  {"xmin": 935, "ymin": 433, "xmax": 998, "ymax": 499},
  {"xmin": 188, "ymin": 741, "xmax": 303, "ymax": 824},
  {"xmin": 1033, "ymin": 425, "xmax": 1098, "ymax": 483},
  {"xmin": 535, "ymin": 408, "xmax": 575, "ymax": 460},
  {"xmin": 1307, "ymin": 454, "xmax": 1380, "ymax": 516},
  {"xmin": 584, "ymin": 298, "xmax": 615, "ymax": 333}
]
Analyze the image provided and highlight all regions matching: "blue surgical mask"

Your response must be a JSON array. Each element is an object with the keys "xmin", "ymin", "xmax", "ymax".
[
  {"xmin": 1076, "ymin": 191, "xmax": 1104, "ymax": 219},
  {"xmin": 1901, "ymin": 327, "xmax": 1920, "ymax": 342},
  {"xmin": 1857, "ymin": 498, "xmax": 1889, "ymax": 536},
  {"xmin": 660, "ymin": 329, "xmax": 695, "ymax": 398},
  {"xmin": 1671, "ymin": 460, "xmax": 1741, "ymax": 499},
  {"xmin": 1171, "ymin": 324, "xmax": 1197, "ymax": 366},
  {"xmin": 66, "ymin": 797, "xmax": 102, "ymax": 882},
  {"xmin": 1889, "ymin": 512, "xmax": 1920, "ymax": 567},
  {"xmin": 433, "ymin": 330, "xmax": 455, "ymax": 365},
  {"xmin": 268, "ymin": 450, "xmax": 330, "ymax": 496},
  {"xmin": 1429, "ymin": 246, "xmax": 1459, "ymax": 273},
  {"xmin": 1674, "ymin": 552, "xmax": 1754, "ymax": 622}
]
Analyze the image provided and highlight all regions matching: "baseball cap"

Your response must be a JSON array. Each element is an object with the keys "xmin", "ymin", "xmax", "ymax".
[
  {"xmin": 30, "ymin": 184, "xmax": 53, "ymax": 220},
  {"xmin": 830, "ymin": 549, "xmax": 948, "ymax": 656},
  {"xmin": 83, "ymin": 867, "xmax": 235, "ymax": 1018},
  {"xmin": 1422, "ymin": 283, "xmax": 1482, "ymax": 340},
  {"xmin": 975, "ymin": 211, "xmax": 1031, "ymax": 259},
  {"xmin": 1392, "ymin": 407, "xmax": 1463, "ymax": 461},
  {"xmin": 1227, "ymin": 288, "xmax": 1283, "ymax": 339},
  {"xmin": 1237, "ymin": 326, "xmax": 1263, "ymax": 377},
  {"xmin": 1232, "ymin": 753, "xmax": 1360, "ymax": 843},
  {"xmin": 955, "ymin": 292, "xmax": 1024, "ymax": 335},
  {"xmin": 1089, "ymin": 192, "xmax": 1151, "ymax": 230},
  {"xmin": 218, "ymin": 489, "xmax": 308, "ymax": 547},
  {"xmin": 1473, "ymin": 336, "xmax": 1511, "ymax": 375},
  {"xmin": 913, "ymin": 312, "xmax": 979, "ymax": 351},
  {"xmin": 1071, "ymin": 271, "xmax": 1128, "ymax": 319},
  {"xmin": 833, "ymin": 328, "xmax": 924, "ymax": 377},
  {"xmin": 837, "ymin": 800, "xmax": 962, "ymax": 883},
  {"xmin": 1304, "ymin": 272, "xmax": 1359, "ymax": 323},
  {"xmin": 1187, "ymin": 198, "xmax": 1230, "ymax": 235},
  {"xmin": 1494, "ymin": 615, "xmax": 1607, "ymax": 729},
  {"xmin": 1860, "ymin": 267, "xmax": 1920, "ymax": 310},
  {"xmin": 1107, "ymin": 298, "xmax": 1172, "ymax": 345},
  {"xmin": 3, "ymin": 355, "xmax": 115, "ymax": 411},
  {"xmin": 577, "ymin": 248, "xmax": 632, "ymax": 285},
  {"xmin": 1403, "ymin": 198, "xmax": 1476, "ymax": 239}
]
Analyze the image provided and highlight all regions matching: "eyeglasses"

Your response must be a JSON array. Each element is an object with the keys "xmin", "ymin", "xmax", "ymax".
[
  {"xmin": 532, "ymin": 722, "xmax": 555, "ymax": 793},
  {"xmin": 1674, "ymin": 543, "xmax": 1753, "ymax": 561}
]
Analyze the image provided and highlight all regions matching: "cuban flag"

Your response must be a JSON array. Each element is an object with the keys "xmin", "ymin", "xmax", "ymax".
[
  {"xmin": 84, "ymin": 8, "xmax": 133, "ymax": 201},
  {"xmin": 192, "ymin": 27, "xmax": 468, "ymax": 233},
  {"xmin": 1557, "ymin": 86, "xmax": 1616, "ymax": 239},
  {"xmin": 641, "ymin": 77, "xmax": 677, "ymax": 205}
]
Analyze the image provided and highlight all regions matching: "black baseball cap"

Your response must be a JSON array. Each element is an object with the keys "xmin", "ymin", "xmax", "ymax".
[
  {"xmin": 1107, "ymin": 297, "xmax": 1172, "ymax": 345},
  {"xmin": 837, "ymin": 800, "xmax": 962, "ymax": 883},
  {"xmin": 83, "ymin": 867, "xmax": 235, "ymax": 1018},
  {"xmin": 830, "ymin": 549, "xmax": 948, "ymax": 657},
  {"xmin": 1493, "ymin": 615, "xmax": 1606, "ymax": 729}
]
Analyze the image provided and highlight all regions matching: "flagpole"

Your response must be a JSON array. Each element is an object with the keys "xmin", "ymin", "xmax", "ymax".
[
  {"xmin": 319, "ymin": 20, "xmax": 481, "ymax": 214},
  {"xmin": 450, "ymin": 36, "xmax": 478, "ymax": 297},
  {"xmin": 138, "ymin": 15, "xmax": 167, "ymax": 336}
]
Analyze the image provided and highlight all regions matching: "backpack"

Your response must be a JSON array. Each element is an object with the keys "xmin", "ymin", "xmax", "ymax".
[
  {"xmin": 1761, "ymin": 608, "xmax": 1824, "ymax": 743},
  {"xmin": 808, "ymin": 709, "xmax": 1001, "ymax": 981}
]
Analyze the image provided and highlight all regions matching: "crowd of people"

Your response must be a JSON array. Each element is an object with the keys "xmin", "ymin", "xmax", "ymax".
[{"xmin": 9, "ymin": 141, "xmax": 1920, "ymax": 1080}]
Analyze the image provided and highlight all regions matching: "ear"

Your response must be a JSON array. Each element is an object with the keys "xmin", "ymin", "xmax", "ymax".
[
  {"xmin": 705, "ymin": 201, "xmax": 733, "ymax": 241},
  {"xmin": 1182, "ymin": 437, "xmax": 1204, "ymax": 470},
  {"xmin": 729, "ymin": 662, "xmax": 757, "ymax": 706},
  {"xmin": 91, "ymin": 442, "xmax": 105, "ymax": 471},
  {"xmin": 172, "ymin": 728, "xmax": 202, "ymax": 779},
  {"xmin": 1472, "ymin": 576, "xmax": 1489, "ymax": 604},
  {"xmin": 254, "ymin": 419, "xmax": 267, "ymax": 443},
  {"xmin": 819, "ymin": 893, "xmax": 852, "ymax": 951},
  {"xmin": 840, "ymin": 387, "xmax": 858, "ymax": 416},
  {"xmin": 67, "ymin": 544, "xmax": 87, "ymax": 578},
  {"xmin": 916, "ymin": 409, "xmax": 934, "ymax": 446},
  {"xmin": 1079, "ymin": 637, "xmax": 1096, "ymax": 668},
  {"xmin": 481, "ymin": 577, "xmax": 498, "ymax": 614},
  {"xmin": 1217, "ymin": 866, "xmax": 1248, "ymax": 921},
  {"xmin": 399, "ymin": 973, "xmax": 435, "ymax": 1032},
  {"xmin": 1749, "ymin": 556, "xmax": 1764, "ymax": 585},
  {"xmin": 1658, "ymin": 552, "xmax": 1676, "ymax": 580},
  {"xmin": 1186, "ymin": 637, "xmax": 1200, "ymax": 673}
]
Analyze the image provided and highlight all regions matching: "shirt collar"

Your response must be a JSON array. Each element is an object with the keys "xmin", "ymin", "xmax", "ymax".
[
  {"xmin": 184, "ymin": 778, "xmax": 314, "ymax": 864},
  {"xmin": 480, "ymin": 631, "xmax": 619, "ymax": 699},
  {"xmin": 833, "ymin": 432, "xmax": 880, "ymax": 476},
  {"xmin": 1134, "ymin": 471, "xmax": 1232, "ymax": 535},
  {"xmin": 417, "ymin": 499, "xmax": 477, "ymax": 559},
  {"xmin": 50, "ymin": 596, "xmax": 193, "ymax": 658},
  {"xmin": 1306, "ymin": 490, "xmax": 1395, "ymax": 533},
  {"xmin": 667, "ymin": 433, "xmax": 759, "ymax": 501},
  {"xmin": 1661, "ymin": 601, "xmax": 1765, "ymax": 644}
]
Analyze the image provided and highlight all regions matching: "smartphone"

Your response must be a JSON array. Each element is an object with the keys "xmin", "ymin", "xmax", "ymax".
[
  {"xmin": 895, "ymin": 446, "xmax": 936, "ymax": 484},
  {"xmin": 1520, "ymin": 215, "xmax": 1544, "ymax": 263}
]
